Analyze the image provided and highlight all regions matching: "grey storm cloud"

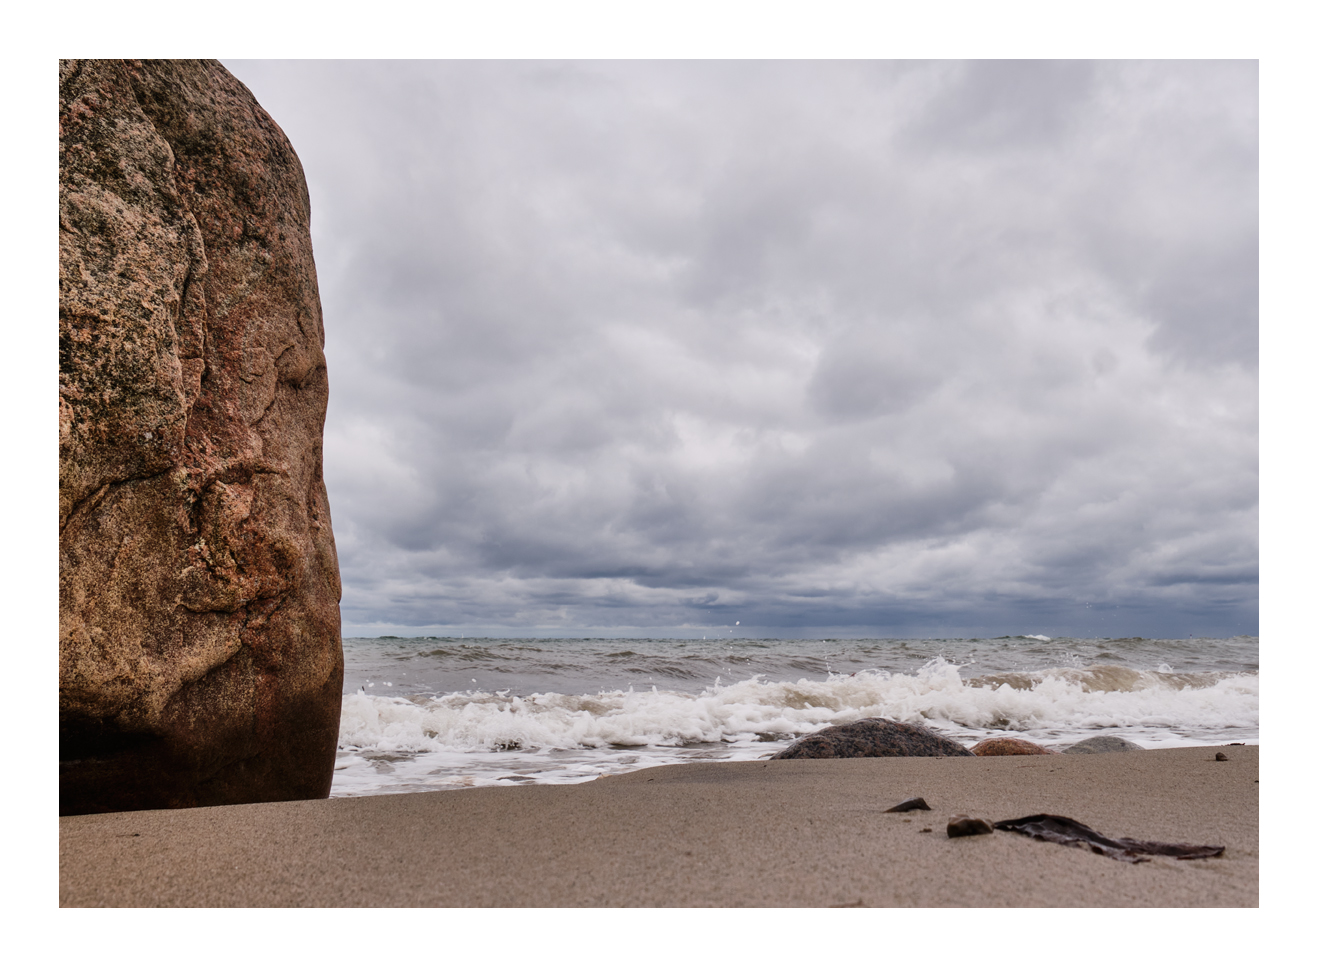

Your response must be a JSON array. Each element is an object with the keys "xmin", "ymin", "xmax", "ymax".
[{"xmin": 224, "ymin": 60, "xmax": 1257, "ymax": 638}]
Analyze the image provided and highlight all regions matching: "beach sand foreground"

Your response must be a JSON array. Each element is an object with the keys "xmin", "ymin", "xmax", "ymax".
[{"xmin": 59, "ymin": 745, "xmax": 1257, "ymax": 907}]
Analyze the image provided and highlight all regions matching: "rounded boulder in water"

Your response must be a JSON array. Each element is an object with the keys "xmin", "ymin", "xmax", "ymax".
[
  {"xmin": 970, "ymin": 737, "xmax": 1058, "ymax": 756},
  {"xmin": 1062, "ymin": 735, "xmax": 1146, "ymax": 755},
  {"xmin": 770, "ymin": 718, "xmax": 975, "ymax": 759}
]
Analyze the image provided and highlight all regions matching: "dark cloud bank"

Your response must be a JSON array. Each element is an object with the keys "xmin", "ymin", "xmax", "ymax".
[{"xmin": 225, "ymin": 60, "xmax": 1257, "ymax": 639}]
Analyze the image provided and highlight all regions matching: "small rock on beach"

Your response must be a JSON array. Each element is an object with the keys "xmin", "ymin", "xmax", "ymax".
[
  {"xmin": 947, "ymin": 815, "xmax": 994, "ymax": 838},
  {"xmin": 1062, "ymin": 735, "xmax": 1145, "ymax": 755},
  {"xmin": 970, "ymin": 738, "xmax": 1057, "ymax": 756},
  {"xmin": 885, "ymin": 797, "xmax": 931, "ymax": 812}
]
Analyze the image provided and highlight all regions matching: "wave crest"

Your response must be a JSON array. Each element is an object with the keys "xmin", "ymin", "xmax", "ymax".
[{"xmin": 339, "ymin": 658, "xmax": 1259, "ymax": 755}]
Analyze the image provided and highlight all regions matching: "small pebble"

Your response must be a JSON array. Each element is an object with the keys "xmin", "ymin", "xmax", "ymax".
[
  {"xmin": 947, "ymin": 814, "xmax": 994, "ymax": 838},
  {"xmin": 1215, "ymin": 752, "xmax": 1228, "ymax": 761},
  {"xmin": 885, "ymin": 796, "xmax": 931, "ymax": 813}
]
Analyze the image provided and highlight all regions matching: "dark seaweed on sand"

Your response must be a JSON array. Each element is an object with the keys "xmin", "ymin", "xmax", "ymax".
[{"xmin": 993, "ymin": 814, "xmax": 1225, "ymax": 863}]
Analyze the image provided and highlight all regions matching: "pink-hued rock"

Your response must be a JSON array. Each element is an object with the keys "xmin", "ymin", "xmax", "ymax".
[
  {"xmin": 59, "ymin": 59, "xmax": 343, "ymax": 814},
  {"xmin": 970, "ymin": 738, "xmax": 1058, "ymax": 756}
]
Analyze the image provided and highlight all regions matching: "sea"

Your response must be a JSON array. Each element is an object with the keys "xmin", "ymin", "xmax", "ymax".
[{"xmin": 331, "ymin": 635, "xmax": 1259, "ymax": 798}]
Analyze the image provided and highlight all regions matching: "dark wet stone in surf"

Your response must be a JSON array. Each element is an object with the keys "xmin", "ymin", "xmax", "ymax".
[
  {"xmin": 970, "ymin": 738, "xmax": 1058, "ymax": 756},
  {"xmin": 1061, "ymin": 735, "xmax": 1145, "ymax": 755},
  {"xmin": 993, "ymin": 814, "xmax": 1225, "ymax": 863},
  {"xmin": 947, "ymin": 815, "xmax": 994, "ymax": 837},
  {"xmin": 770, "ymin": 718, "xmax": 975, "ymax": 759},
  {"xmin": 885, "ymin": 796, "xmax": 931, "ymax": 812}
]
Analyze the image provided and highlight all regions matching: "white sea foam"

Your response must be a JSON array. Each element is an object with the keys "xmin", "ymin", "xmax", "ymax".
[
  {"xmin": 338, "ymin": 658, "xmax": 1258, "ymax": 759},
  {"xmin": 332, "ymin": 638, "xmax": 1258, "ymax": 796}
]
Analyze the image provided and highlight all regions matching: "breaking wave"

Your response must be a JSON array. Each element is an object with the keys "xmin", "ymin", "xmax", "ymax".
[{"xmin": 339, "ymin": 658, "xmax": 1259, "ymax": 757}]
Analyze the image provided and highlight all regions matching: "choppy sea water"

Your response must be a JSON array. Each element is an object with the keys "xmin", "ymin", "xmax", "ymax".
[{"xmin": 331, "ymin": 635, "xmax": 1259, "ymax": 797}]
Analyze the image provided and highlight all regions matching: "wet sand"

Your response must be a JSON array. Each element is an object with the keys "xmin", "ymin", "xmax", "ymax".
[{"xmin": 59, "ymin": 744, "xmax": 1257, "ymax": 907}]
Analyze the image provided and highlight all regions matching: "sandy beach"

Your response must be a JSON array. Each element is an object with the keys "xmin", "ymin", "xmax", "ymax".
[{"xmin": 59, "ymin": 745, "xmax": 1257, "ymax": 907}]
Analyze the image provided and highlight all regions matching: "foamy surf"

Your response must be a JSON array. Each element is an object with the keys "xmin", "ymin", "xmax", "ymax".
[{"xmin": 332, "ymin": 649, "xmax": 1258, "ymax": 796}]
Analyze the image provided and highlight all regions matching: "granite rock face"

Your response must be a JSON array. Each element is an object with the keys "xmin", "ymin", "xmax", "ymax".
[
  {"xmin": 59, "ymin": 60, "xmax": 343, "ymax": 814},
  {"xmin": 770, "ymin": 718, "xmax": 975, "ymax": 759}
]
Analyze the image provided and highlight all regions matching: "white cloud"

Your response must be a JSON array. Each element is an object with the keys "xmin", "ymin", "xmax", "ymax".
[{"xmin": 226, "ymin": 59, "xmax": 1257, "ymax": 637}]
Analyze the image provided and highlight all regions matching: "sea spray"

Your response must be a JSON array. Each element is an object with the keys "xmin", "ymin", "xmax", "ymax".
[{"xmin": 332, "ymin": 639, "xmax": 1258, "ymax": 796}]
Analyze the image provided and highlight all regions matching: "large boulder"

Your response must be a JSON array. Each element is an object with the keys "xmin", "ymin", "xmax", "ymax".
[
  {"xmin": 771, "ymin": 718, "xmax": 974, "ymax": 759},
  {"xmin": 59, "ymin": 60, "xmax": 343, "ymax": 814}
]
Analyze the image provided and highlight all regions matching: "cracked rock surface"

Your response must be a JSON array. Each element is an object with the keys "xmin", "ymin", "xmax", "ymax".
[{"xmin": 59, "ymin": 59, "xmax": 343, "ymax": 815}]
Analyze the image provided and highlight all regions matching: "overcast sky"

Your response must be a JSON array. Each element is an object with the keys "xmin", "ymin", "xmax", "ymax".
[{"xmin": 224, "ymin": 60, "xmax": 1257, "ymax": 639}]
